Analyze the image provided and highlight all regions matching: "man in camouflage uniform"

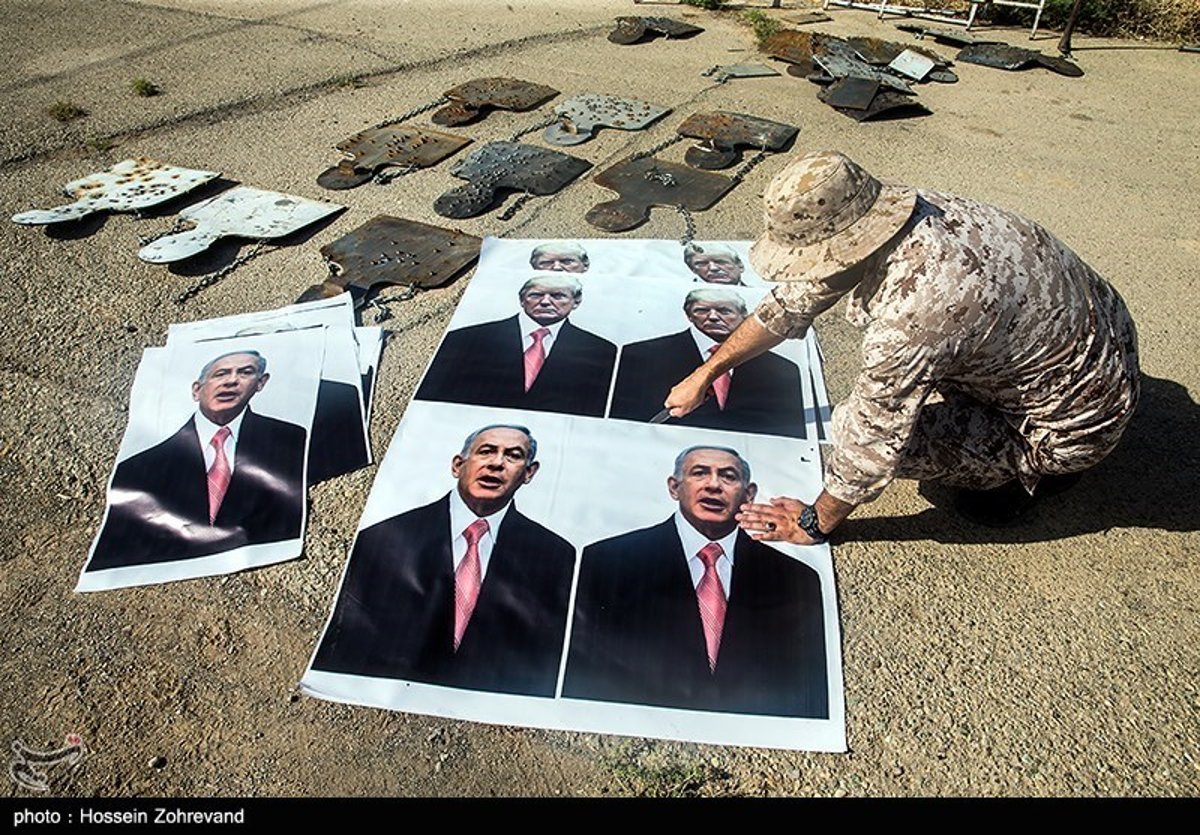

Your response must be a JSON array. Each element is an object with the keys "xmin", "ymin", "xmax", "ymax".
[{"xmin": 666, "ymin": 150, "xmax": 1140, "ymax": 536}]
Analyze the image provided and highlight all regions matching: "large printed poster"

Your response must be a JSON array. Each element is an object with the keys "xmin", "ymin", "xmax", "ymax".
[{"xmin": 302, "ymin": 239, "xmax": 844, "ymax": 751}]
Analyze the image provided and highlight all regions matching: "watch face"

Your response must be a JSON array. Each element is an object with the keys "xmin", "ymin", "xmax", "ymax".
[{"xmin": 800, "ymin": 506, "xmax": 817, "ymax": 528}]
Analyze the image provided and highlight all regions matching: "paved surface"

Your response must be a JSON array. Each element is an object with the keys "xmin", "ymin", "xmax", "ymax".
[{"xmin": 1, "ymin": 0, "xmax": 1197, "ymax": 796}]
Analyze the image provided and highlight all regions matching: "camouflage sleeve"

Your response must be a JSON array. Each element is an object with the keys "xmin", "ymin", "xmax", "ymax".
[
  {"xmin": 823, "ymin": 320, "xmax": 943, "ymax": 506},
  {"xmin": 753, "ymin": 280, "xmax": 855, "ymax": 340}
]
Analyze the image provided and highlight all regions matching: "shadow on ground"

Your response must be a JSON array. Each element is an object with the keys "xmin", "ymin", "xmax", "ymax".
[{"xmin": 837, "ymin": 375, "xmax": 1200, "ymax": 544}]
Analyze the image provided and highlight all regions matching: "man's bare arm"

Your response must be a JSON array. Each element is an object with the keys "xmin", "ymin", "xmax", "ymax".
[
  {"xmin": 736, "ymin": 491, "xmax": 857, "ymax": 545},
  {"xmin": 664, "ymin": 315, "xmax": 785, "ymax": 417}
]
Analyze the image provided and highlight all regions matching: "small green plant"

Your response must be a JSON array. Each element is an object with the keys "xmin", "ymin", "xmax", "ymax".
[
  {"xmin": 130, "ymin": 78, "xmax": 161, "ymax": 97},
  {"xmin": 603, "ymin": 741, "xmax": 729, "ymax": 798},
  {"xmin": 683, "ymin": 0, "xmax": 725, "ymax": 10},
  {"xmin": 47, "ymin": 100, "xmax": 87, "ymax": 123},
  {"xmin": 84, "ymin": 135, "xmax": 119, "ymax": 155},
  {"xmin": 742, "ymin": 9, "xmax": 782, "ymax": 46}
]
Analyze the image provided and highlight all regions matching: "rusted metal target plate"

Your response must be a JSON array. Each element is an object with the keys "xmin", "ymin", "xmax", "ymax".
[
  {"xmin": 544, "ymin": 94, "xmax": 671, "ymax": 146},
  {"xmin": 298, "ymin": 215, "xmax": 481, "ymax": 303},
  {"xmin": 818, "ymin": 85, "xmax": 931, "ymax": 122},
  {"xmin": 12, "ymin": 157, "xmax": 220, "ymax": 225},
  {"xmin": 813, "ymin": 53, "xmax": 914, "ymax": 94},
  {"xmin": 676, "ymin": 111, "xmax": 798, "ymax": 170},
  {"xmin": 956, "ymin": 44, "xmax": 1083, "ymax": 76},
  {"xmin": 608, "ymin": 16, "xmax": 704, "ymax": 45},
  {"xmin": 138, "ymin": 187, "xmax": 344, "ymax": 263},
  {"xmin": 848, "ymin": 36, "xmax": 945, "ymax": 68},
  {"xmin": 761, "ymin": 30, "xmax": 858, "ymax": 74},
  {"xmin": 431, "ymin": 77, "xmax": 559, "ymax": 127},
  {"xmin": 707, "ymin": 63, "xmax": 779, "ymax": 79},
  {"xmin": 433, "ymin": 141, "xmax": 591, "ymax": 219},
  {"xmin": 316, "ymin": 127, "xmax": 471, "ymax": 190},
  {"xmin": 585, "ymin": 157, "xmax": 733, "ymax": 232}
]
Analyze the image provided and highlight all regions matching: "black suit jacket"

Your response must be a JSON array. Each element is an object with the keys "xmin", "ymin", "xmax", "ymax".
[
  {"xmin": 415, "ymin": 315, "xmax": 617, "ymax": 417},
  {"xmin": 609, "ymin": 329, "xmax": 807, "ymax": 438},
  {"xmin": 307, "ymin": 379, "xmax": 369, "ymax": 485},
  {"xmin": 312, "ymin": 494, "xmax": 577, "ymax": 697},
  {"xmin": 87, "ymin": 409, "xmax": 307, "ymax": 572},
  {"xmin": 563, "ymin": 518, "xmax": 828, "ymax": 718}
]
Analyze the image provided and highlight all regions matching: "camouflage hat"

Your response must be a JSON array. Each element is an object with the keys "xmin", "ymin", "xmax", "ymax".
[{"xmin": 749, "ymin": 151, "xmax": 916, "ymax": 283}]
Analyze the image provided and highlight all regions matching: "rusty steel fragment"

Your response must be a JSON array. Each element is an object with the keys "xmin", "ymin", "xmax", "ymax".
[
  {"xmin": 138, "ymin": 187, "xmax": 344, "ymax": 263},
  {"xmin": 316, "ymin": 127, "xmax": 471, "ymax": 190},
  {"xmin": 608, "ymin": 16, "xmax": 704, "ymax": 45},
  {"xmin": 957, "ymin": 44, "xmax": 1084, "ymax": 77},
  {"xmin": 431, "ymin": 78, "xmax": 559, "ymax": 127},
  {"xmin": 848, "ymin": 36, "xmax": 945, "ymax": 68},
  {"xmin": 298, "ymin": 215, "xmax": 481, "ymax": 304},
  {"xmin": 813, "ymin": 53, "xmax": 914, "ymax": 94},
  {"xmin": 433, "ymin": 141, "xmax": 591, "ymax": 219},
  {"xmin": 585, "ymin": 157, "xmax": 733, "ymax": 232},
  {"xmin": 12, "ymin": 158, "xmax": 220, "ymax": 225},
  {"xmin": 676, "ymin": 111, "xmax": 798, "ymax": 170},
  {"xmin": 761, "ymin": 30, "xmax": 860, "ymax": 74},
  {"xmin": 544, "ymin": 94, "xmax": 671, "ymax": 146},
  {"xmin": 818, "ymin": 85, "xmax": 931, "ymax": 122}
]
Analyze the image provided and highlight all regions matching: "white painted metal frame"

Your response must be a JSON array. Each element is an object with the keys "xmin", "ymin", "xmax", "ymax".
[{"xmin": 821, "ymin": 0, "xmax": 1048, "ymax": 39}]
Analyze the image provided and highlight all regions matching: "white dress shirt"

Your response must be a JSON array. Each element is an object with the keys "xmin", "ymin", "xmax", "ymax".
[
  {"xmin": 448, "ymin": 488, "xmax": 512, "ymax": 582},
  {"xmin": 194, "ymin": 409, "xmax": 247, "ymax": 475},
  {"xmin": 673, "ymin": 510, "xmax": 737, "ymax": 598},
  {"xmin": 517, "ymin": 311, "xmax": 566, "ymax": 358}
]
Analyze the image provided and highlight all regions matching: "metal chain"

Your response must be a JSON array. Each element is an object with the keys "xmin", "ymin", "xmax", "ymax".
[
  {"xmin": 509, "ymin": 112, "xmax": 560, "ymax": 142},
  {"xmin": 644, "ymin": 167, "xmax": 677, "ymax": 187},
  {"xmin": 675, "ymin": 205, "xmax": 696, "ymax": 246},
  {"xmin": 371, "ymin": 95, "xmax": 449, "ymax": 130},
  {"xmin": 498, "ymin": 192, "xmax": 534, "ymax": 222},
  {"xmin": 174, "ymin": 241, "xmax": 270, "ymax": 306},
  {"xmin": 700, "ymin": 65, "xmax": 731, "ymax": 85},
  {"xmin": 730, "ymin": 147, "xmax": 769, "ymax": 188},
  {"xmin": 137, "ymin": 218, "xmax": 191, "ymax": 247},
  {"xmin": 629, "ymin": 132, "xmax": 684, "ymax": 163},
  {"xmin": 363, "ymin": 284, "xmax": 423, "ymax": 322},
  {"xmin": 373, "ymin": 164, "xmax": 419, "ymax": 185}
]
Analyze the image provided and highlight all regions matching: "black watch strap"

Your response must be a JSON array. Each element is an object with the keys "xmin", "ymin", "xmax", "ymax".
[{"xmin": 798, "ymin": 505, "xmax": 828, "ymax": 544}]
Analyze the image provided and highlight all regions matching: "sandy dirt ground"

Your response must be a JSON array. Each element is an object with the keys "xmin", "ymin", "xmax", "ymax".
[{"xmin": 0, "ymin": 0, "xmax": 1197, "ymax": 797}]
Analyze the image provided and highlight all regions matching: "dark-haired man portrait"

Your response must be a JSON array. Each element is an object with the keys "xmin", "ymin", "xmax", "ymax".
[
  {"xmin": 87, "ymin": 350, "xmax": 307, "ymax": 572},
  {"xmin": 312, "ymin": 424, "xmax": 576, "ymax": 697},
  {"xmin": 563, "ymin": 445, "xmax": 828, "ymax": 717}
]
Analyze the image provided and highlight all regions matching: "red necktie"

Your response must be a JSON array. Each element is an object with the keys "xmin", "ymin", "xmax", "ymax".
[
  {"xmin": 707, "ymin": 346, "xmax": 731, "ymax": 410},
  {"xmin": 206, "ymin": 426, "xmax": 232, "ymax": 524},
  {"xmin": 523, "ymin": 327, "xmax": 550, "ymax": 391},
  {"xmin": 454, "ymin": 518, "xmax": 489, "ymax": 650},
  {"xmin": 696, "ymin": 542, "xmax": 728, "ymax": 672}
]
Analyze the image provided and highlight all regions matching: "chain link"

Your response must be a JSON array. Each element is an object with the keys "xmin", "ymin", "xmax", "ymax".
[
  {"xmin": 371, "ymin": 95, "xmax": 449, "ymax": 131},
  {"xmin": 644, "ymin": 167, "xmax": 677, "ymax": 187},
  {"xmin": 174, "ymin": 241, "xmax": 270, "ymax": 306},
  {"xmin": 137, "ymin": 218, "xmax": 191, "ymax": 247},
  {"xmin": 730, "ymin": 147, "xmax": 769, "ymax": 188},
  {"xmin": 373, "ymin": 164, "xmax": 419, "ymax": 185},
  {"xmin": 363, "ymin": 284, "xmax": 423, "ymax": 322},
  {"xmin": 509, "ymin": 112, "xmax": 560, "ymax": 142},
  {"xmin": 629, "ymin": 132, "xmax": 684, "ymax": 163},
  {"xmin": 498, "ymin": 192, "xmax": 534, "ymax": 222},
  {"xmin": 675, "ymin": 205, "xmax": 696, "ymax": 246}
]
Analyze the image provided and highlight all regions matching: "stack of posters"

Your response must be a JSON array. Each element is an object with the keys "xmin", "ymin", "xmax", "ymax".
[
  {"xmin": 77, "ymin": 294, "xmax": 383, "ymax": 592},
  {"xmin": 303, "ymin": 238, "xmax": 844, "ymax": 752}
]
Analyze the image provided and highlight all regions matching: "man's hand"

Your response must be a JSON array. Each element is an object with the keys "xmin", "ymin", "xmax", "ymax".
[
  {"xmin": 664, "ymin": 369, "xmax": 712, "ymax": 419},
  {"xmin": 736, "ymin": 497, "xmax": 821, "ymax": 545}
]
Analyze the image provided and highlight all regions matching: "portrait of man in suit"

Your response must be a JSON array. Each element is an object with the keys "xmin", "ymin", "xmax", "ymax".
[
  {"xmin": 563, "ymin": 445, "xmax": 828, "ymax": 717},
  {"xmin": 530, "ymin": 241, "xmax": 589, "ymax": 273},
  {"xmin": 415, "ymin": 275, "xmax": 617, "ymax": 417},
  {"xmin": 683, "ymin": 244, "xmax": 746, "ymax": 285},
  {"xmin": 87, "ymin": 350, "xmax": 307, "ymax": 572},
  {"xmin": 608, "ymin": 287, "xmax": 807, "ymax": 437},
  {"xmin": 312, "ymin": 424, "xmax": 576, "ymax": 697}
]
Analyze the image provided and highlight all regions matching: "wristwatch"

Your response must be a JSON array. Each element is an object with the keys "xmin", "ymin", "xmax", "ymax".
[{"xmin": 797, "ymin": 504, "xmax": 828, "ymax": 544}]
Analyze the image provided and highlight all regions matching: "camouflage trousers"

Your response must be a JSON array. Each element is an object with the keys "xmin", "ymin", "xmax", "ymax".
[{"xmin": 886, "ymin": 386, "xmax": 1139, "ymax": 494}]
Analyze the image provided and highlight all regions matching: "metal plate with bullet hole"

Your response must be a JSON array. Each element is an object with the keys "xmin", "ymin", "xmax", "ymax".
[
  {"xmin": 138, "ymin": 187, "xmax": 344, "ymax": 263},
  {"xmin": 676, "ymin": 111, "xmax": 798, "ymax": 170},
  {"xmin": 12, "ymin": 158, "xmax": 220, "ymax": 225},
  {"xmin": 761, "ymin": 30, "xmax": 859, "ymax": 74},
  {"xmin": 821, "ymin": 77, "xmax": 881, "ymax": 111},
  {"xmin": 957, "ymin": 44, "xmax": 1084, "ymax": 77},
  {"xmin": 298, "ymin": 215, "xmax": 481, "ymax": 303},
  {"xmin": 608, "ymin": 16, "xmax": 704, "ymax": 45},
  {"xmin": 433, "ymin": 141, "xmax": 591, "ymax": 219},
  {"xmin": 543, "ymin": 94, "xmax": 671, "ymax": 146},
  {"xmin": 813, "ymin": 53, "xmax": 914, "ymax": 94},
  {"xmin": 431, "ymin": 78, "xmax": 559, "ymax": 127},
  {"xmin": 848, "ymin": 36, "xmax": 945, "ymax": 68},
  {"xmin": 818, "ymin": 86, "xmax": 931, "ymax": 122},
  {"xmin": 586, "ymin": 157, "xmax": 733, "ymax": 232},
  {"xmin": 316, "ymin": 127, "xmax": 471, "ymax": 190}
]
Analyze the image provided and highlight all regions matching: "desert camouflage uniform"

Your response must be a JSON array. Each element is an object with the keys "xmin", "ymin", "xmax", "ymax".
[{"xmin": 755, "ymin": 190, "xmax": 1140, "ymax": 505}]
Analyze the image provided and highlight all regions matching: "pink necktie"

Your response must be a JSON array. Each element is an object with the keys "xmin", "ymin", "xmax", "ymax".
[
  {"xmin": 206, "ymin": 426, "xmax": 232, "ymax": 524},
  {"xmin": 707, "ymin": 346, "xmax": 731, "ymax": 410},
  {"xmin": 696, "ymin": 542, "xmax": 728, "ymax": 672},
  {"xmin": 524, "ymin": 327, "xmax": 550, "ymax": 391},
  {"xmin": 454, "ymin": 518, "xmax": 489, "ymax": 650}
]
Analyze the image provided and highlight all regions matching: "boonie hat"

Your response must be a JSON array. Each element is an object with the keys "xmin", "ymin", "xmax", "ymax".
[{"xmin": 749, "ymin": 151, "xmax": 917, "ymax": 284}]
